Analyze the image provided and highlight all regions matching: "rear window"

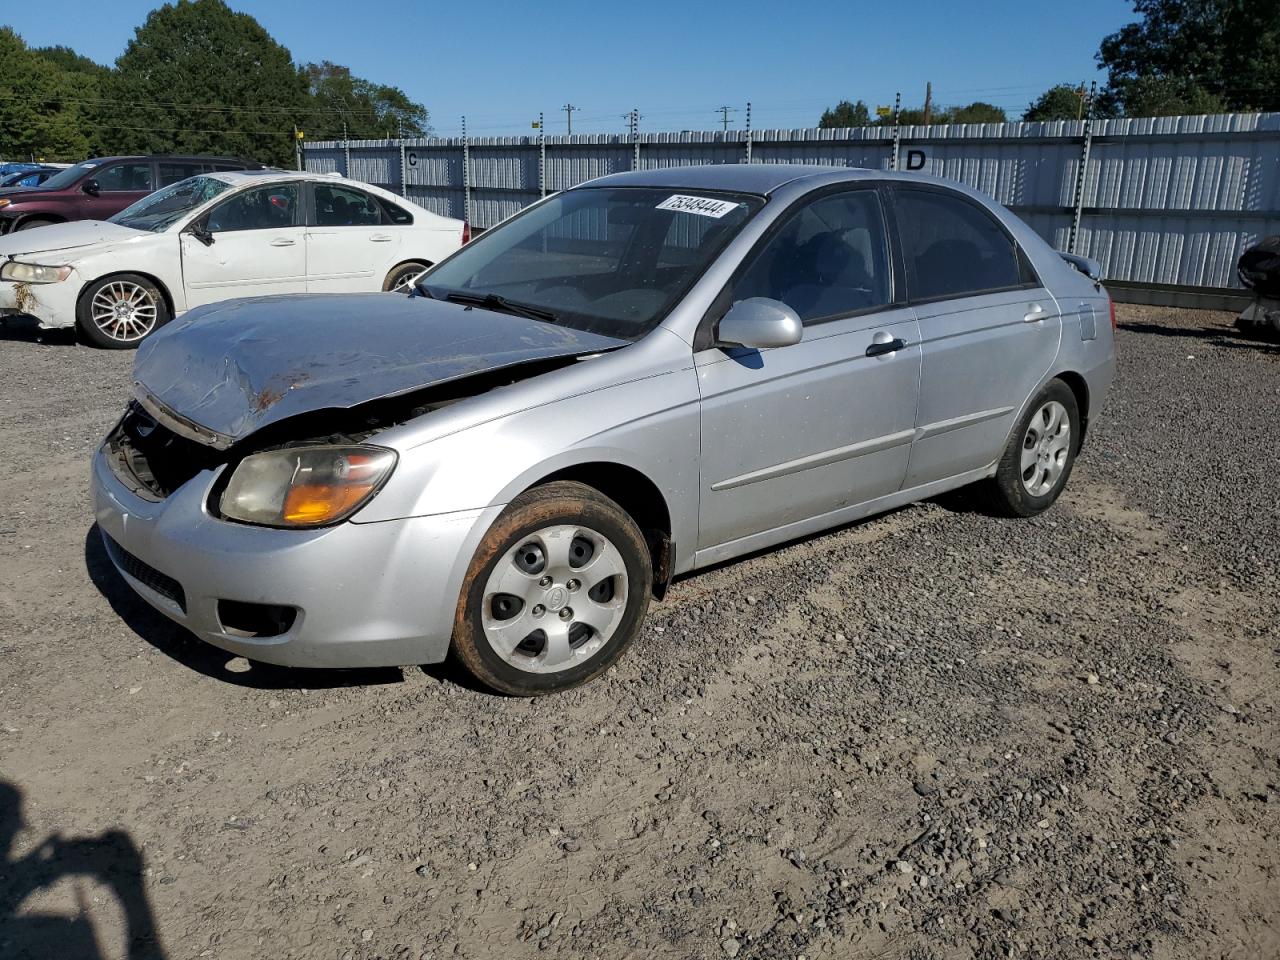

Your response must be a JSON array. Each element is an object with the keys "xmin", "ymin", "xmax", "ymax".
[{"xmin": 895, "ymin": 188, "xmax": 1024, "ymax": 301}]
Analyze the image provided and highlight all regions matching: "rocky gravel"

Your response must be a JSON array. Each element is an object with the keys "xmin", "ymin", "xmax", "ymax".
[{"xmin": 0, "ymin": 304, "xmax": 1277, "ymax": 960}]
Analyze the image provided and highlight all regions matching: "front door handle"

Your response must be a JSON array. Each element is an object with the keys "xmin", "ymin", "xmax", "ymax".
[
  {"xmin": 269, "ymin": 237, "xmax": 296, "ymax": 247},
  {"xmin": 866, "ymin": 335, "xmax": 907, "ymax": 358},
  {"xmin": 370, "ymin": 234, "xmax": 393, "ymax": 242},
  {"xmin": 1023, "ymin": 302, "xmax": 1045, "ymax": 323}
]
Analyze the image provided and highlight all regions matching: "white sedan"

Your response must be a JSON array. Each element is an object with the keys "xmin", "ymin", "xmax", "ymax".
[{"xmin": 0, "ymin": 171, "xmax": 465, "ymax": 348}]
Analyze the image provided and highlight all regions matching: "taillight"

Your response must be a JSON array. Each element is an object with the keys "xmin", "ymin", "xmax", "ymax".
[
  {"xmin": 1108, "ymin": 296, "xmax": 1116, "ymax": 330},
  {"xmin": 461, "ymin": 221, "xmax": 471, "ymax": 245}
]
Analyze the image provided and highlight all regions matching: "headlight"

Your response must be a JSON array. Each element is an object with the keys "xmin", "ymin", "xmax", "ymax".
[
  {"xmin": 220, "ymin": 445, "xmax": 397, "ymax": 527},
  {"xmin": 0, "ymin": 199, "xmax": 9, "ymax": 208},
  {"xmin": 0, "ymin": 261, "xmax": 73, "ymax": 283}
]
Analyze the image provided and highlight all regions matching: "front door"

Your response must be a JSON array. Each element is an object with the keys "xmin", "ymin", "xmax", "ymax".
[
  {"xmin": 695, "ymin": 187, "xmax": 922, "ymax": 558},
  {"xmin": 305, "ymin": 182, "xmax": 401, "ymax": 292},
  {"xmin": 889, "ymin": 186, "xmax": 1062, "ymax": 487},
  {"xmin": 181, "ymin": 182, "xmax": 306, "ymax": 309},
  {"xmin": 82, "ymin": 160, "xmax": 154, "ymax": 220}
]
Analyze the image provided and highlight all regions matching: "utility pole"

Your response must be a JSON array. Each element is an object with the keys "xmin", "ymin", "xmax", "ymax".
[
  {"xmin": 922, "ymin": 82, "xmax": 933, "ymax": 126},
  {"xmin": 1076, "ymin": 81, "xmax": 1087, "ymax": 121},
  {"xmin": 562, "ymin": 103, "xmax": 578, "ymax": 135},
  {"xmin": 716, "ymin": 105, "xmax": 737, "ymax": 132}
]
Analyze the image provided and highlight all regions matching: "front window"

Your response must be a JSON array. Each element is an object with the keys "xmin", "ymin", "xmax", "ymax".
[
  {"xmin": 33, "ymin": 160, "xmax": 102, "ymax": 191},
  {"xmin": 206, "ymin": 183, "xmax": 300, "ymax": 232},
  {"xmin": 423, "ymin": 187, "xmax": 763, "ymax": 340},
  {"xmin": 110, "ymin": 176, "xmax": 232, "ymax": 233},
  {"xmin": 96, "ymin": 162, "xmax": 154, "ymax": 193}
]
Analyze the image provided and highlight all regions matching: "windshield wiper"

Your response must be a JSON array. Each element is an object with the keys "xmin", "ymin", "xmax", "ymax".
[{"xmin": 435, "ymin": 289, "xmax": 562, "ymax": 324}]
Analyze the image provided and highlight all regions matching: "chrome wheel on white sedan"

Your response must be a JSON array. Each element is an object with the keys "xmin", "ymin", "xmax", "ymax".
[{"xmin": 76, "ymin": 273, "xmax": 171, "ymax": 350}]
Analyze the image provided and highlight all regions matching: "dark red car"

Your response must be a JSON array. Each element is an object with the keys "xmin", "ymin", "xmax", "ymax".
[{"xmin": 0, "ymin": 155, "xmax": 266, "ymax": 234}]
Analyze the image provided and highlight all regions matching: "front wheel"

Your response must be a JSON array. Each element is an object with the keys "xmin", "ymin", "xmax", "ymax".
[
  {"xmin": 451, "ymin": 481, "xmax": 652, "ymax": 696},
  {"xmin": 76, "ymin": 274, "xmax": 170, "ymax": 349},
  {"xmin": 983, "ymin": 380, "xmax": 1080, "ymax": 517}
]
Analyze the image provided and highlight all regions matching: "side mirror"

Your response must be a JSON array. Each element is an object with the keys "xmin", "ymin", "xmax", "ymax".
[
  {"xmin": 82, "ymin": 179, "xmax": 101, "ymax": 197},
  {"xmin": 716, "ymin": 298, "xmax": 803, "ymax": 350},
  {"xmin": 187, "ymin": 220, "xmax": 215, "ymax": 246}
]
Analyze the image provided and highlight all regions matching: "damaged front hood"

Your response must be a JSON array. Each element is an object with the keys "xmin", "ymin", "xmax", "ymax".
[
  {"xmin": 133, "ymin": 293, "xmax": 627, "ymax": 447},
  {"xmin": 0, "ymin": 219, "xmax": 147, "ymax": 259}
]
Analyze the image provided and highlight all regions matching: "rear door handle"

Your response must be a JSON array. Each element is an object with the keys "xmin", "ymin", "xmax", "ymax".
[
  {"xmin": 269, "ymin": 237, "xmax": 296, "ymax": 247},
  {"xmin": 866, "ymin": 335, "xmax": 907, "ymax": 358},
  {"xmin": 1023, "ymin": 303, "xmax": 1045, "ymax": 323},
  {"xmin": 370, "ymin": 234, "xmax": 393, "ymax": 242}
]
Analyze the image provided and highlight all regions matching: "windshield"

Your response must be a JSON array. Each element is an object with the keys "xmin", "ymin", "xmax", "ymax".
[
  {"xmin": 34, "ymin": 160, "xmax": 103, "ymax": 192},
  {"xmin": 109, "ymin": 176, "xmax": 232, "ymax": 233},
  {"xmin": 422, "ymin": 186, "xmax": 763, "ymax": 340}
]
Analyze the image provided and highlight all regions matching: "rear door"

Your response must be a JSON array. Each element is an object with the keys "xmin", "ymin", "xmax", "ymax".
[
  {"xmin": 889, "ymin": 186, "xmax": 1061, "ymax": 487},
  {"xmin": 180, "ymin": 181, "xmax": 306, "ymax": 308},
  {"xmin": 83, "ymin": 160, "xmax": 155, "ymax": 220},
  {"xmin": 304, "ymin": 182, "xmax": 402, "ymax": 292}
]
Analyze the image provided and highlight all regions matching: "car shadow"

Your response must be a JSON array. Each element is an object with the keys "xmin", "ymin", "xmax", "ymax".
[
  {"xmin": 0, "ymin": 779, "xmax": 167, "ymax": 959},
  {"xmin": 83, "ymin": 525, "xmax": 403, "ymax": 690},
  {"xmin": 1117, "ymin": 320, "xmax": 1280, "ymax": 350},
  {"xmin": 0, "ymin": 314, "xmax": 78, "ymax": 346}
]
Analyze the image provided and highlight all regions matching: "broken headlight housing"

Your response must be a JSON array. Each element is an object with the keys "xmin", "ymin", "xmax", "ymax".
[
  {"xmin": 220, "ymin": 445, "xmax": 397, "ymax": 528},
  {"xmin": 0, "ymin": 261, "xmax": 73, "ymax": 283}
]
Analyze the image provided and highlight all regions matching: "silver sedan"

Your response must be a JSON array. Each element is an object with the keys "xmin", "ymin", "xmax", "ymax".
[{"xmin": 92, "ymin": 164, "xmax": 1116, "ymax": 695}]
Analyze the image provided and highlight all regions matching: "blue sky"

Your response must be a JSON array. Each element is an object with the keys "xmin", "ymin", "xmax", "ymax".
[{"xmin": 6, "ymin": 0, "xmax": 1138, "ymax": 136}]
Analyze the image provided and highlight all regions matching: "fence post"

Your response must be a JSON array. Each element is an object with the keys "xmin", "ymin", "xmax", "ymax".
[
  {"xmin": 342, "ymin": 120, "xmax": 351, "ymax": 177},
  {"xmin": 461, "ymin": 116, "xmax": 472, "ymax": 226},
  {"xmin": 632, "ymin": 108, "xmax": 641, "ymax": 170},
  {"xmin": 890, "ymin": 92, "xmax": 901, "ymax": 171},
  {"xmin": 744, "ymin": 101, "xmax": 752, "ymax": 164},
  {"xmin": 1068, "ymin": 81, "xmax": 1096, "ymax": 255},
  {"xmin": 539, "ymin": 111, "xmax": 546, "ymax": 198}
]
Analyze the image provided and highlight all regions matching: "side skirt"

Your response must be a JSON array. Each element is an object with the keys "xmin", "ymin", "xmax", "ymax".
[{"xmin": 690, "ymin": 463, "xmax": 995, "ymax": 571}]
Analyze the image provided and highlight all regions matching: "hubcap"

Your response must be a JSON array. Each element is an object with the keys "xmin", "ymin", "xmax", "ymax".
[
  {"xmin": 392, "ymin": 269, "xmax": 420, "ymax": 292},
  {"xmin": 1020, "ymin": 400, "xmax": 1071, "ymax": 497},
  {"xmin": 481, "ymin": 523, "xmax": 628, "ymax": 674},
  {"xmin": 90, "ymin": 281, "xmax": 158, "ymax": 342}
]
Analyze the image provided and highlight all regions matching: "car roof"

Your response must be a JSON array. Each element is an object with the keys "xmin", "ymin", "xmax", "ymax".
[{"xmin": 582, "ymin": 163, "xmax": 883, "ymax": 196}]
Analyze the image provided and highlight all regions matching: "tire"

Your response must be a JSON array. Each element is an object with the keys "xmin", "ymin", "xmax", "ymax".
[
  {"xmin": 983, "ymin": 379, "xmax": 1080, "ymax": 517},
  {"xmin": 451, "ymin": 481, "xmax": 652, "ymax": 696},
  {"xmin": 75, "ymin": 273, "xmax": 171, "ymax": 349},
  {"xmin": 383, "ymin": 261, "xmax": 429, "ymax": 293},
  {"xmin": 15, "ymin": 218, "xmax": 56, "ymax": 231}
]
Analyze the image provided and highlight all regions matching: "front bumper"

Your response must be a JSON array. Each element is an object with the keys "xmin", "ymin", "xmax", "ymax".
[
  {"xmin": 91, "ymin": 446, "xmax": 502, "ymax": 668},
  {"xmin": 0, "ymin": 276, "xmax": 79, "ymax": 328}
]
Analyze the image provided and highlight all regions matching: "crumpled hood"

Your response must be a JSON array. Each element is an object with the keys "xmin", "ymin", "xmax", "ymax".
[
  {"xmin": 133, "ymin": 293, "xmax": 626, "ymax": 446},
  {"xmin": 0, "ymin": 219, "xmax": 147, "ymax": 259}
]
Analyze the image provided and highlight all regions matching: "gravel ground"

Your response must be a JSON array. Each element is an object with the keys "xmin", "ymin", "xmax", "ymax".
[{"xmin": 0, "ymin": 304, "xmax": 1277, "ymax": 960}]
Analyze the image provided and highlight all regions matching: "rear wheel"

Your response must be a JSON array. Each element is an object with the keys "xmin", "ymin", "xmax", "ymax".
[
  {"xmin": 76, "ymin": 274, "xmax": 171, "ymax": 349},
  {"xmin": 451, "ymin": 481, "xmax": 652, "ymax": 696},
  {"xmin": 383, "ymin": 261, "xmax": 429, "ymax": 293},
  {"xmin": 983, "ymin": 379, "xmax": 1080, "ymax": 517}
]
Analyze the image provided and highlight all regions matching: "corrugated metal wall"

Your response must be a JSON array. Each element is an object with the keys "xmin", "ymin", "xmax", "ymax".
[{"xmin": 304, "ymin": 113, "xmax": 1280, "ymax": 293}]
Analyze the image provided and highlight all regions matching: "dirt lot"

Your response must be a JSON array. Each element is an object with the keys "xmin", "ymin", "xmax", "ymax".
[{"xmin": 1, "ymin": 304, "xmax": 1277, "ymax": 960}]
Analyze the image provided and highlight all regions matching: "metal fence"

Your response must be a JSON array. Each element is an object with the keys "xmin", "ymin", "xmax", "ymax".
[{"xmin": 304, "ymin": 112, "xmax": 1280, "ymax": 305}]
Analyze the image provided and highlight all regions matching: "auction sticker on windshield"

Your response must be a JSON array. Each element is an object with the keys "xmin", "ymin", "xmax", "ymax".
[{"xmin": 655, "ymin": 195, "xmax": 741, "ymax": 218}]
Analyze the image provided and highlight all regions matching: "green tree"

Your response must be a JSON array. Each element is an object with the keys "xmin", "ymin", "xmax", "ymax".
[
  {"xmin": 32, "ymin": 45, "xmax": 111, "ymax": 79},
  {"xmin": 1099, "ymin": 0, "xmax": 1280, "ymax": 114},
  {"xmin": 99, "ymin": 0, "xmax": 309, "ymax": 166},
  {"xmin": 878, "ymin": 102, "xmax": 1007, "ymax": 126},
  {"xmin": 304, "ymin": 61, "xmax": 431, "ymax": 140},
  {"xmin": 818, "ymin": 99, "xmax": 871, "ymax": 129},
  {"xmin": 0, "ymin": 28, "xmax": 93, "ymax": 161},
  {"xmin": 1024, "ymin": 84, "xmax": 1089, "ymax": 121}
]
